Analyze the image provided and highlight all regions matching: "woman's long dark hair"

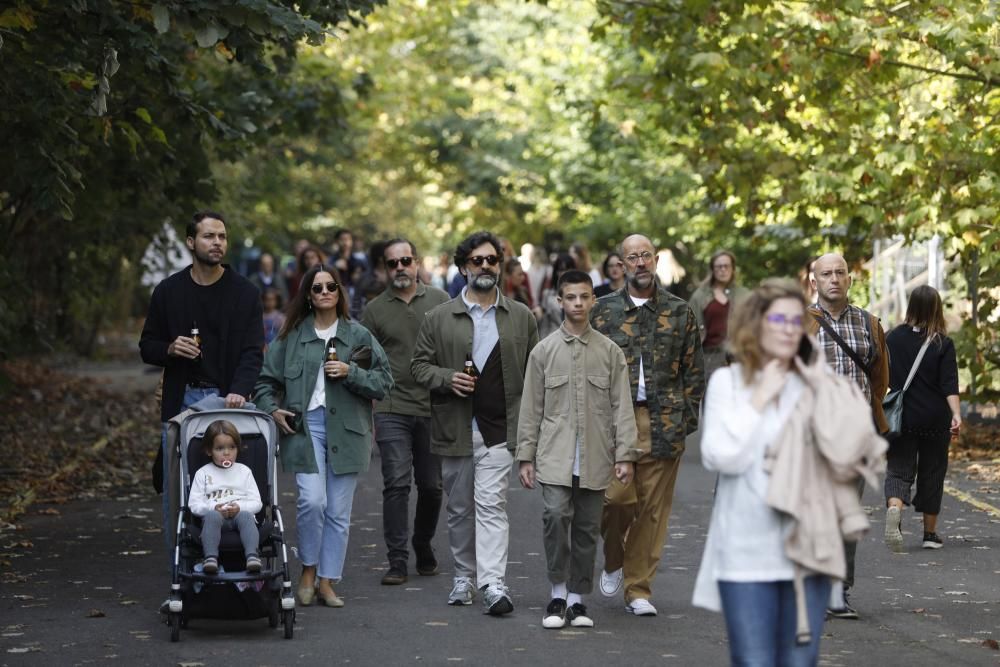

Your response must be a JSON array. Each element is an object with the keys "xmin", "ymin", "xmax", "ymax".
[
  {"xmin": 904, "ymin": 285, "xmax": 947, "ymax": 344},
  {"xmin": 278, "ymin": 264, "xmax": 349, "ymax": 340}
]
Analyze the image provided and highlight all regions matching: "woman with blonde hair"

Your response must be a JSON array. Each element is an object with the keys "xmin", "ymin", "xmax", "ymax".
[
  {"xmin": 693, "ymin": 278, "xmax": 885, "ymax": 666},
  {"xmin": 883, "ymin": 285, "xmax": 960, "ymax": 552}
]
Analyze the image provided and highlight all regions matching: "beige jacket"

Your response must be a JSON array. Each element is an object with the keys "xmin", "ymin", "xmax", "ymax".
[
  {"xmin": 764, "ymin": 350, "xmax": 887, "ymax": 644},
  {"xmin": 515, "ymin": 324, "xmax": 639, "ymax": 490}
]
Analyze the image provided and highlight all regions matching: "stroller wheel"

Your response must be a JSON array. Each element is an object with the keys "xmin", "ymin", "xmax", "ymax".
[
  {"xmin": 168, "ymin": 613, "xmax": 181, "ymax": 642},
  {"xmin": 282, "ymin": 610, "xmax": 294, "ymax": 639}
]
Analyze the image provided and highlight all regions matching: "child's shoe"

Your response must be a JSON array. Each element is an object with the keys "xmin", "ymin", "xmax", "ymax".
[
  {"xmin": 246, "ymin": 555, "xmax": 263, "ymax": 573},
  {"xmin": 203, "ymin": 556, "xmax": 219, "ymax": 575}
]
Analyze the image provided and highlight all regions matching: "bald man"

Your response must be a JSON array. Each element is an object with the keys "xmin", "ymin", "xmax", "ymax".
[
  {"xmin": 590, "ymin": 234, "xmax": 705, "ymax": 616},
  {"xmin": 807, "ymin": 253, "xmax": 889, "ymax": 620}
]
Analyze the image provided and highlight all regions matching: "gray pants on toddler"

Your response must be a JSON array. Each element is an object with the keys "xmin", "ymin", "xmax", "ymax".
[{"xmin": 201, "ymin": 511, "xmax": 259, "ymax": 558}]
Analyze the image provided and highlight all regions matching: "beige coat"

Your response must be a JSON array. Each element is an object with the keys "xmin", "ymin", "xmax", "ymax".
[
  {"xmin": 515, "ymin": 324, "xmax": 639, "ymax": 490},
  {"xmin": 764, "ymin": 351, "xmax": 887, "ymax": 643}
]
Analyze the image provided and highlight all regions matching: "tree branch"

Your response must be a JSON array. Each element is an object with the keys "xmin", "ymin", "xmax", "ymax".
[{"xmin": 814, "ymin": 44, "xmax": 996, "ymax": 88}]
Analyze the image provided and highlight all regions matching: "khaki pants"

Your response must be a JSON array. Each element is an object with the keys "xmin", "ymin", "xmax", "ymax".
[{"xmin": 601, "ymin": 406, "xmax": 682, "ymax": 603}]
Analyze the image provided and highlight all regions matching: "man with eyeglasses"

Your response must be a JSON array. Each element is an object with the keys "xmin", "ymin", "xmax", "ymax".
[
  {"xmin": 360, "ymin": 239, "xmax": 450, "ymax": 586},
  {"xmin": 139, "ymin": 211, "xmax": 264, "ymax": 564},
  {"xmin": 806, "ymin": 253, "xmax": 889, "ymax": 621},
  {"xmin": 591, "ymin": 233, "xmax": 705, "ymax": 617},
  {"xmin": 412, "ymin": 231, "xmax": 539, "ymax": 616}
]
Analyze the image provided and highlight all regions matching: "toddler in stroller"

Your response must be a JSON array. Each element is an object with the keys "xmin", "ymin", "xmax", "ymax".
[
  {"xmin": 189, "ymin": 420, "xmax": 263, "ymax": 575},
  {"xmin": 164, "ymin": 406, "xmax": 295, "ymax": 641}
]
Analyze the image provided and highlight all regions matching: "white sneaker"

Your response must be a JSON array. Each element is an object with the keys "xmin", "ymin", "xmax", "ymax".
[
  {"xmin": 448, "ymin": 577, "xmax": 475, "ymax": 606},
  {"xmin": 626, "ymin": 598, "xmax": 657, "ymax": 616},
  {"xmin": 884, "ymin": 506, "xmax": 904, "ymax": 553},
  {"xmin": 599, "ymin": 568, "xmax": 623, "ymax": 597}
]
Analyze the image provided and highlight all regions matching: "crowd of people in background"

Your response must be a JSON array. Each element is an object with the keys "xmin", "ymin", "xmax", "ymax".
[{"xmin": 142, "ymin": 212, "xmax": 963, "ymax": 666}]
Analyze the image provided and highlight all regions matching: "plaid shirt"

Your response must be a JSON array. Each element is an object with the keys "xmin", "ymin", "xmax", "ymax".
[{"xmin": 811, "ymin": 304, "xmax": 873, "ymax": 402}]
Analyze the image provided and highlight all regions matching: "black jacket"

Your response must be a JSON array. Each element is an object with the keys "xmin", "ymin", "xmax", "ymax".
[{"xmin": 139, "ymin": 265, "xmax": 264, "ymax": 421}]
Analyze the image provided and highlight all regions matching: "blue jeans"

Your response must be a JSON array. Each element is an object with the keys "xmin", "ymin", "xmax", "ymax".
[
  {"xmin": 296, "ymin": 407, "xmax": 359, "ymax": 581},
  {"xmin": 162, "ymin": 386, "xmax": 220, "ymax": 559},
  {"xmin": 718, "ymin": 576, "xmax": 831, "ymax": 667},
  {"xmin": 374, "ymin": 413, "xmax": 442, "ymax": 564}
]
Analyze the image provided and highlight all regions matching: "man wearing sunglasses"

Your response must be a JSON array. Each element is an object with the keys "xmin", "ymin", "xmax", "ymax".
[
  {"xmin": 590, "ymin": 233, "xmax": 705, "ymax": 617},
  {"xmin": 412, "ymin": 231, "xmax": 540, "ymax": 616},
  {"xmin": 139, "ymin": 211, "xmax": 265, "ymax": 557},
  {"xmin": 361, "ymin": 239, "xmax": 450, "ymax": 586}
]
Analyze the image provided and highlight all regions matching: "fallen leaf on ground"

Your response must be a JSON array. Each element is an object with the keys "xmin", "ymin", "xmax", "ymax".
[{"xmin": 86, "ymin": 609, "xmax": 106, "ymax": 618}]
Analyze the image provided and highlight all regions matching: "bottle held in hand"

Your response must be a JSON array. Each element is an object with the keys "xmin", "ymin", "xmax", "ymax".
[
  {"xmin": 191, "ymin": 322, "xmax": 202, "ymax": 359},
  {"xmin": 327, "ymin": 339, "xmax": 341, "ymax": 380},
  {"xmin": 464, "ymin": 352, "xmax": 478, "ymax": 388}
]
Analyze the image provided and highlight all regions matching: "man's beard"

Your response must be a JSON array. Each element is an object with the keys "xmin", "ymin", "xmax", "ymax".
[
  {"xmin": 194, "ymin": 247, "xmax": 223, "ymax": 267},
  {"xmin": 470, "ymin": 271, "xmax": 498, "ymax": 292},
  {"xmin": 392, "ymin": 274, "xmax": 413, "ymax": 290},
  {"xmin": 627, "ymin": 270, "xmax": 654, "ymax": 290}
]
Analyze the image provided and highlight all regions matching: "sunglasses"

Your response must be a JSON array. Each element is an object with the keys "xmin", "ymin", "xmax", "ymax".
[
  {"xmin": 311, "ymin": 282, "xmax": 340, "ymax": 295},
  {"xmin": 468, "ymin": 254, "xmax": 500, "ymax": 267},
  {"xmin": 385, "ymin": 256, "xmax": 414, "ymax": 269}
]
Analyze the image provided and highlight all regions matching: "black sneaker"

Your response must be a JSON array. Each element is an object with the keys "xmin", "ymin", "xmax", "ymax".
[
  {"xmin": 414, "ymin": 542, "xmax": 438, "ymax": 576},
  {"xmin": 922, "ymin": 532, "xmax": 944, "ymax": 549},
  {"xmin": 566, "ymin": 602, "xmax": 594, "ymax": 628},
  {"xmin": 542, "ymin": 598, "xmax": 567, "ymax": 629},
  {"xmin": 827, "ymin": 592, "xmax": 859, "ymax": 620},
  {"xmin": 381, "ymin": 561, "xmax": 408, "ymax": 585}
]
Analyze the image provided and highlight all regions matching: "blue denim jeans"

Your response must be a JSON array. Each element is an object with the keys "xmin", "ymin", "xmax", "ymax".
[
  {"xmin": 374, "ymin": 413, "xmax": 442, "ymax": 564},
  {"xmin": 295, "ymin": 407, "xmax": 359, "ymax": 581},
  {"xmin": 718, "ymin": 576, "xmax": 831, "ymax": 667},
  {"xmin": 162, "ymin": 386, "xmax": 220, "ymax": 560}
]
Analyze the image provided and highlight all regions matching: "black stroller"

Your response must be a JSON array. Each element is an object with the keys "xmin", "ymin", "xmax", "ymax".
[{"xmin": 163, "ymin": 407, "xmax": 295, "ymax": 641}]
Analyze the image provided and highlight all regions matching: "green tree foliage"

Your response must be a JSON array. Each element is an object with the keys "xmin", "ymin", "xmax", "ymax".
[{"xmin": 0, "ymin": 0, "xmax": 382, "ymax": 353}]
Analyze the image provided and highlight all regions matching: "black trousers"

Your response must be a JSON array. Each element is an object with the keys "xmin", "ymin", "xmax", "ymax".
[{"xmin": 883, "ymin": 431, "xmax": 951, "ymax": 515}]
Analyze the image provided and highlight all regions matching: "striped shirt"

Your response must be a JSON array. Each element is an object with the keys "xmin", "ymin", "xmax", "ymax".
[{"xmin": 812, "ymin": 304, "xmax": 873, "ymax": 402}]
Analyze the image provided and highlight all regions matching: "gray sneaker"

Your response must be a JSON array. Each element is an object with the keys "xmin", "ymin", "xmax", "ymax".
[
  {"xmin": 481, "ymin": 582, "xmax": 514, "ymax": 616},
  {"xmin": 884, "ymin": 506, "xmax": 904, "ymax": 553},
  {"xmin": 448, "ymin": 577, "xmax": 475, "ymax": 606}
]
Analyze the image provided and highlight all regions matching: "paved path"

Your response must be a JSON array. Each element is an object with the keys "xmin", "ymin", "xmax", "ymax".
[{"xmin": 2, "ymin": 428, "xmax": 999, "ymax": 665}]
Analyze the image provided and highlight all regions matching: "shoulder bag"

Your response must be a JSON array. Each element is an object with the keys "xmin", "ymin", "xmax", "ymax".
[{"xmin": 882, "ymin": 336, "xmax": 931, "ymax": 440}]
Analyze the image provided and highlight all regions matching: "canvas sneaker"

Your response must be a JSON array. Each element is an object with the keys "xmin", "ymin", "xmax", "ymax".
[
  {"xmin": 202, "ymin": 556, "xmax": 219, "ymax": 575},
  {"xmin": 599, "ymin": 568, "xmax": 623, "ymax": 597},
  {"xmin": 245, "ymin": 555, "xmax": 262, "ymax": 573},
  {"xmin": 827, "ymin": 589, "xmax": 859, "ymax": 620},
  {"xmin": 625, "ymin": 598, "xmax": 657, "ymax": 616},
  {"xmin": 567, "ymin": 602, "xmax": 594, "ymax": 628},
  {"xmin": 542, "ymin": 598, "xmax": 567, "ymax": 629},
  {"xmin": 448, "ymin": 577, "xmax": 475, "ymax": 606},
  {"xmin": 922, "ymin": 532, "xmax": 944, "ymax": 549},
  {"xmin": 481, "ymin": 582, "xmax": 514, "ymax": 616},
  {"xmin": 884, "ymin": 506, "xmax": 904, "ymax": 553}
]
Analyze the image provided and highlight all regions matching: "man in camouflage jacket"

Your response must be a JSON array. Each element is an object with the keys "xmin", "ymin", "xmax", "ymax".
[{"xmin": 590, "ymin": 234, "xmax": 705, "ymax": 616}]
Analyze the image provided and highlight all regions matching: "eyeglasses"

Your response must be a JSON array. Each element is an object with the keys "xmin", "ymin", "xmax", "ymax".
[
  {"xmin": 385, "ymin": 256, "xmax": 414, "ymax": 269},
  {"xmin": 468, "ymin": 255, "xmax": 500, "ymax": 267},
  {"xmin": 765, "ymin": 314, "xmax": 804, "ymax": 329},
  {"xmin": 624, "ymin": 251, "xmax": 655, "ymax": 265},
  {"xmin": 713, "ymin": 263, "xmax": 733, "ymax": 271},
  {"xmin": 311, "ymin": 282, "xmax": 340, "ymax": 294}
]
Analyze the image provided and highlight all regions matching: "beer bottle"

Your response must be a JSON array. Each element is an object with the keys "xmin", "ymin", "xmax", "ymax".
[
  {"xmin": 326, "ymin": 339, "xmax": 341, "ymax": 380},
  {"xmin": 463, "ymin": 353, "xmax": 478, "ymax": 380},
  {"xmin": 191, "ymin": 322, "xmax": 202, "ymax": 359}
]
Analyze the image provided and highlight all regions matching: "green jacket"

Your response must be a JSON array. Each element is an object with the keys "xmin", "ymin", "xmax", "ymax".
[
  {"xmin": 591, "ymin": 285, "xmax": 705, "ymax": 459},
  {"xmin": 687, "ymin": 283, "xmax": 750, "ymax": 345},
  {"xmin": 410, "ymin": 290, "xmax": 539, "ymax": 456},
  {"xmin": 253, "ymin": 315, "xmax": 393, "ymax": 474}
]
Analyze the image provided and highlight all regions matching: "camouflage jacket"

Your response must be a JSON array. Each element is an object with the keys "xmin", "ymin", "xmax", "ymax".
[{"xmin": 591, "ymin": 285, "xmax": 705, "ymax": 459}]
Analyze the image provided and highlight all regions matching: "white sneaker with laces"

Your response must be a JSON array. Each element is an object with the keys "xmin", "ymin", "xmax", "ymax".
[
  {"xmin": 884, "ymin": 506, "xmax": 904, "ymax": 553},
  {"xmin": 599, "ymin": 568, "xmax": 623, "ymax": 597},
  {"xmin": 626, "ymin": 598, "xmax": 657, "ymax": 616},
  {"xmin": 448, "ymin": 577, "xmax": 475, "ymax": 606}
]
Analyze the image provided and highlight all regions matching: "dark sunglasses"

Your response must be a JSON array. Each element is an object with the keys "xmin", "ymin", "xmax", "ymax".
[
  {"xmin": 468, "ymin": 254, "xmax": 500, "ymax": 267},
  {"xmin": 311, "ymin": 281, "xmax": 340, "ymax": 294},
  {"xmin": 385, "ymin": 256, "xmax": 414, "ymax": 269}
]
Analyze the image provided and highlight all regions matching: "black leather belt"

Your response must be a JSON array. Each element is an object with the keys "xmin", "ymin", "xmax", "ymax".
[
  {"xmin": 634, "ymin": 400, "xmax": 648, "ymax": 408},
  {"xmin": 187, "ymin": 379, "xmax": 219, "ymax": 389}
]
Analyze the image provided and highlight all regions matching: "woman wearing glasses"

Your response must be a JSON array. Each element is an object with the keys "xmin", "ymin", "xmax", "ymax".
[
  {"xmin": 688, "ymin": 250, "xmax": 749, "ymax": 379},
  {"xmin": 254, "ymin": 264, "xmax": 393, "ymax": 608},
  {"xmin": 693, "ymin": 278, "xmax": 884, "ymax": 666}
]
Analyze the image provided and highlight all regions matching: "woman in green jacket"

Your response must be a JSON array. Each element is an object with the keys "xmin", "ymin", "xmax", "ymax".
[
  {"xmin": 254, "ymin": 265, "xmax": 393, "ymax": 608},
  {"xmin": 688, "ymin": 250, "xmax": 750, "ymax": 380}
]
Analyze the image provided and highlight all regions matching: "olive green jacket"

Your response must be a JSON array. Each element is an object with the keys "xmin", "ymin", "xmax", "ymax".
[
  {"xmin": 410, "ymin": 290, "xmax": 539, "ymax": 456},
  {"xmin": 253, "ymin": 315, "xmax": 393, "ymax": 474},
  {"xmin": 687, "ymin": 283, "xmax": 750, "ymax": 345},
  {"xmin": 591, "ymin": 285, "xmax": 705, "ymax": 459}
]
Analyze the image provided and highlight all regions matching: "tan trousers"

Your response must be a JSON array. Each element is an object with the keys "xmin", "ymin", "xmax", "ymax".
[{"xmin": 601, "ymin": 406, "xmax": 682, "ymax": 603}]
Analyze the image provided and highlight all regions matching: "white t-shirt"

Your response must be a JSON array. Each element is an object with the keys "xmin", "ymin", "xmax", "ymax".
[
  {"xmin": 630, "ymin": 296, "xmax": 649, "ymax": 401},
  {"xmin": 307, "ymin": 321, "xmax": 339, "ymax": 411}
]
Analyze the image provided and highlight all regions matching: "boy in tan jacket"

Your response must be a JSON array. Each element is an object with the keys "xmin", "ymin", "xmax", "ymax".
[{"xmin": 515, "ymin": 270, "xmax": 638, "ymax": 629}]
